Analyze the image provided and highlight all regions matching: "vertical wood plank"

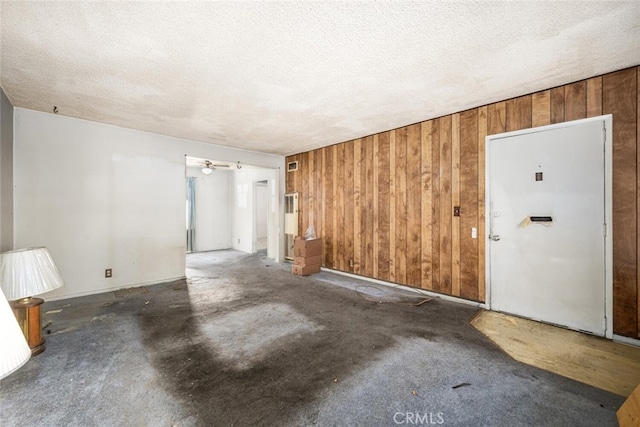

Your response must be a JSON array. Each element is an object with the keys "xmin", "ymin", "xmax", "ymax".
[
  {"xmin": 477, "ymin": 106, "xmax": 488, "ymax": 302},
  {"xmin": 293, "ymin": 154, "xmax": 302, "ymax": 235},
  {"xmin": 372, "ymin": 135, "xmax": 380, "ymax": 278},
  {"xmin": 451, "ymin": 114, "xmax": 461, "ymax": 296},
  {"xmin": 301, "ymin": 152, "xmax": 309, "ymax": 235},
  {"xmin": 333, "ymin": 145, "xmax": 340, "ymax": 268},
  {"xmin": 315, "ymin": 147, "xmax": 323, "ymax": 243},
  {"xmin": 550, "ymin": 86, "xmax": 565, "ymax": 124},
  {"xmin": 431, "ymin": 120, "xmax": 441, "ymax": 291},
  {"xmin": 377, "ymin": 132, "xmax": 390, "ymax": 281},
  {"xmin": 407, "ymin": 123, "xmax": 422, "ymax": 287},
  {"xmin": 323, "ymin": 147, "xmax": 334, "ymax": 268},
  {"xmin": 637, "ymin": 66, "xmax": 640, "ymax": 338},
  {"xmin": 335, "ymin": 143, "xmax": 345, "ymax": 271},
  {"xmin": 308, "ymin": 151, "xmax": 315, "ymax": 235},
  {"xmin": 421, "ymin": 120, "xmax": 433, "ymax": 290},
  {"xmin": 292, "ymin": 155, "xmax": 299, "ymax": 194},
  {"xmin": 488, "ymin": 101, "xmax": 506, "ymax": 135},
  {"xmin": 506, "ymin": 95, "xmax": 532, "ymax": 132},
  {"xmin": 364, "ymin": 136, "xmax": 375, "ymax": 277},
  {"xmin": 353, "ymin": 138, "xmax": 362, "ymax": 274},
  {"xmin": 317, "ymin": 150, "xmax": 323, "ymax": 262},
  {"xmin": 439, "ymin": 115, "xmax": 453, "ymax": 295},
  {"xmin": 532, "ymin": 90, "xmax": 551, "ymax": 127},
  {"xmin": 460, "ymin": 109, "xmax": 479, "ymax": 301},
  {"xmin": 389, "ymin": 131, "xmax": 397, "ymax": 282},
  {"xmin": 587, "ymin": 76, "xmax": 603, "ymax": 118},
  {"xmin": 295, "ymin": 154, "xmax": 303, "ymax": 235},
  {"xmin": 297, "ymin": 154, "xmax": 303, "ymax": 209},
  {"xmin": 604, "ymin": 68, "xmax": 638, "ymax": 337},
  {"xmin": 394, "ymin": 127, "xmax": 408, "ymax": 284},
  {"xmin": 344, "ymin": 141, "xmax": 354, "ymax": 272},
  {"xmin": 565, "ymin": 81, "xmax": 587, "ymax": 121}
]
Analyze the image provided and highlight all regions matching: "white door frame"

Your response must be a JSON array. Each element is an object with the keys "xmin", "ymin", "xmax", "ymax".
[{"xmin": 485, "ymin": 115, "xmax": 613, "ymax": 338}]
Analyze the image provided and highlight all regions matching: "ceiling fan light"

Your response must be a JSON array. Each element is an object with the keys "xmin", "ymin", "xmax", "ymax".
[{"xmin": 202, "ymin": 160, "xmax": 214, "ymax": 175}]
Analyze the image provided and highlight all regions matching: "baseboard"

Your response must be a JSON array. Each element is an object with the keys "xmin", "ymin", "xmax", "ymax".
[
  {"xmin": 613, "ymin": 334, "xmax": 640, "ymax": 348},
  {"xmin": 319, "ymin": 267, "xmax": 486, "ymax": 309},
  {"xmin": 46, "ymin": 276, "xmax": 187, "ymax": 302}
]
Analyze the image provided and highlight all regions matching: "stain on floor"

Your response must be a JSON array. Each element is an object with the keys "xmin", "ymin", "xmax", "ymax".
[{"xmin": 0, "ymin": 250, "xmax": 624, "ymax": 426}]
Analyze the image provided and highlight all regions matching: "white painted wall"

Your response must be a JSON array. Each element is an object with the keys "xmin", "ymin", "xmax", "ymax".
[
  {"xmin": 185, "ymin": 166, "xmax": 231, "ymax": 251},
  {"xmin": 230, "ymin": 167, "xmax": 277, "ymax": 258},
  {"xmin": 0, "ymin": 88, "xmax": 13, "ymax": 252},
  {"xmin": 14, "ymin": 108, "xmax": 285, "ymax": 300}
]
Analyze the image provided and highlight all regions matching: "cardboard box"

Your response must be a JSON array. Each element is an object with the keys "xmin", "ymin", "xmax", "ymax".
[
  {"xmin": 293, "ymin": 237, "xmax": 323, "ymax": 257},
  {"xmin": 294, "ymin": 254, "xmax": 322, "ymax": 266},
  {"xmin": 292, "ymin": 263, "xmax": 321, "ymax": 276}
]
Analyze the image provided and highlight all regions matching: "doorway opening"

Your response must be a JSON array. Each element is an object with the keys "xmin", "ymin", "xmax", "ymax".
[
  {"xmin": 184, "ymin": 156, "xmax": 233, "ymax": 254},
  {"xmin": 183, "ymin": 155, "xmax": 281, "ymax": 264},
  {"xmin": 254, "ymin": 180, "xmax": 269, "ymax": 254}
]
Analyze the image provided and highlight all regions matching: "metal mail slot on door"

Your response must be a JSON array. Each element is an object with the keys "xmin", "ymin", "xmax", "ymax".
[{"xmin": 529, "ymin": 216, "xmax": 553, "ymax": 222}]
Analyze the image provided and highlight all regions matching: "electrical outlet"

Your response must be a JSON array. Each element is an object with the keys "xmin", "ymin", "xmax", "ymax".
[
  {"xmin": 453, "ymin": 206, "xmax": 461, "ymax": 217},
  {"xmin": 105, "ymin": 268, "xmax": 112, "ymax": 278},
  {"xmin": 349, "ymin": 259, "xmax": 354, "ymax": 268},
  {"xmin": 238, "ymin": 238, "xmax": 240, "ymax": 244}
]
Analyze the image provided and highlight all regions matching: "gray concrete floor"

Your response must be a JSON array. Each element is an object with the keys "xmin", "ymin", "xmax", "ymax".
[{"xmin": 0, "ymin": 250, "xmax": 623, "ymax": 426}]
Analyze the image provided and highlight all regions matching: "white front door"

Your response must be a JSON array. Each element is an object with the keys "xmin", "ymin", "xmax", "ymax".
[{"xmin": 487, "ymin": 118, "xmax": 611, "ymax": 336}]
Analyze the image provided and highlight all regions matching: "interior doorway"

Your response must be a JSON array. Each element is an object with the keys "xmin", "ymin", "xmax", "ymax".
[
  {"xmin": 183, "ymin": 156, "xmax": 281, "ymax": 263},
  {"xmin": 254, "ymin": 180, "xmax": 269, "ymax": 253},
  {"xmin": 486, "ymin": 116, "xmax": 612, "ymax": 337},
  {"xmin": 184, "ymin": 156, "xmax": 233, "ymax": 254}
]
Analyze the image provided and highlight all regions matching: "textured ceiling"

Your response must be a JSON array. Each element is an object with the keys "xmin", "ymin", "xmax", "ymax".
[{"xmin": 1, "ymin": 1, "xmax": 639, "ymax": 156}]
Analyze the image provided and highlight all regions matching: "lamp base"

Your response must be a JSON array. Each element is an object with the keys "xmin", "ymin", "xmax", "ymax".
[{"xmin": 10, "ymin": 297, "xmax": 45, "ymax": 356}]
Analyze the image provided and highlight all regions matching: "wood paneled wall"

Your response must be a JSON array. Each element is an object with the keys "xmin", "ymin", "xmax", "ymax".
[{"xmin": 286, "ymin": 66, "xmax": 640, "ymax": 338}]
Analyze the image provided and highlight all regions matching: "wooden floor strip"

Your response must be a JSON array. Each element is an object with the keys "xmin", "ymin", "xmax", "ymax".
[{"xmin": 470, "ymin": 310, "xmax": 640, "ymax": 397}]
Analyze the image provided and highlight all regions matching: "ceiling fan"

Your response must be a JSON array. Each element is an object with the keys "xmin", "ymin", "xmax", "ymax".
[{"xmin": 201, "ymin": 160, "xmax": 230, "ymax": 175}]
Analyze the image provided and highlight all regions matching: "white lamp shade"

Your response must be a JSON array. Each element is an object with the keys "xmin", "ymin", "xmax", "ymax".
[
  {"xmin": 0, "ymin": 247, "xmax": 64, "ymax": 301},
  {"xmin": 0, "ymin": 287, "xmax": 30, "ymax": 379},
  {"xmin": 202, "ymin": 167, "xmax": 213, "ymax": 175}
]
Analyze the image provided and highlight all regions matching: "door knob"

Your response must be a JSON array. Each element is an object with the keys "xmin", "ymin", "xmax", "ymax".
[{"xmin": 490, "ymin": 235, "xmax": 501, "ymax": 241}]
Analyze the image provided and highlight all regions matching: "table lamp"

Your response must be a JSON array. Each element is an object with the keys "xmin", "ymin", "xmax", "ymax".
[
  {"xmin": 0, "ymin": 287, "xmax": 31, "ymax": 379},
  {"xmin": 0, "ymin": 247, "xmax": 64, "ymax": 355}
]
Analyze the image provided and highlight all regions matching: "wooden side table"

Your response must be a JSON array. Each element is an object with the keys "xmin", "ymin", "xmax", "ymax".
[{"xmin": 10, "ymin": 297, "xmax": 45, "ymax": 356}]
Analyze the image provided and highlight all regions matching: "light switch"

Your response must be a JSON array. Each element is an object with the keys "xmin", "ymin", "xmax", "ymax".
[{"xmin": 471, "ymin": 228, "xmax": 477, "ymax": 239}]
